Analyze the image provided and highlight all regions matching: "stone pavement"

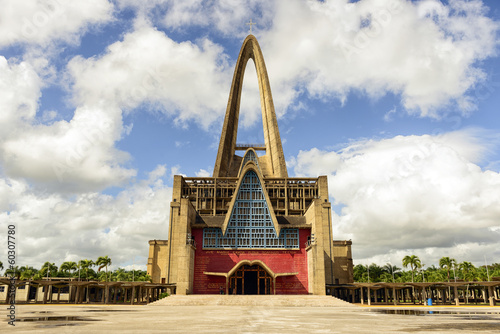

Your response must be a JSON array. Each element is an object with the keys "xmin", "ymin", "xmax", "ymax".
[
  {"xmin": 148, "ymin": 294, "xmax": 355, "ymax": 307},
  {"xmin": 2, "ymin": 296, "xmax": 500, "ymax": 333}
]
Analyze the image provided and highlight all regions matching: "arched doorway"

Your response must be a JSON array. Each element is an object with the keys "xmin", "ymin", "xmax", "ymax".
[{"xmin": 229, "ymin": 264, "xmax": 272, "ymax": 295}]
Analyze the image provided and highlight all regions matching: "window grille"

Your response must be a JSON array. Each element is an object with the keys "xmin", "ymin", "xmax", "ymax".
[
  {"xmin": 203, "ymin": 171, "xmax": 299, "ymax": 249},
  {"xmin": 239, "ymin": 150, "xmax": 261, "ymax": 175}
]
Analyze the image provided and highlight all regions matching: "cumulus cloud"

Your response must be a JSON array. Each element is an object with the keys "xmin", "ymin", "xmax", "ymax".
[
  {"xmin": 292, "ymin": 129, "xmax": 500, "ymax": 266},
  {"xmin": 259, "ymin": 0, "xmax": 499, "ymax": 118},
  {"xmin": 156, "ymin": 0, "xmax": 273, "ymax": 37},
  {"xmin": 0, "ymin": 52, "xmax": 135, "ymax": 192},
  {"xmin": 67, "ymin": 25, "xmax": 232, "ymax": 128},
  {"xmin": 0, "ymin": 57, "xmax": 43, "ymax": 129},
  {"xmin": 0, "ymin": 0, "xmax": 114, "ymax": 47},
  {"xmin": 0, "ymin": 165, "xmax": 171, "ymax": 270},
  {"xmin": 113, "ymin": 0, "xmax": 499, "ymax": 123},
  {"xmin": 0, "ymin": 22, "xmax": 239, "ymax": 192},
  {"xmin": 1, "ymin": 104, "xmax": 135, "ymax": 192}
]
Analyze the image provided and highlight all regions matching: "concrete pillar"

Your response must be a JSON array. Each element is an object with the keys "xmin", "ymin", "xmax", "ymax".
[
  {"xmin": 393, "ymin": 287, "xmax": 397, "ymax": 305},
  {"xmin": 454, "ymin": 286, "xmax": 459, "ymax": 306},
  {"xmin": 69, "ymin": 286, "xmax": 74, "ymax": 303},
  {"xmin": 367, "ymin": 287, "xmax": 371, "ymax": 306},
  {"xmin": 105, "ymin": 286, "xmax": 110, "ymax": 304},
  {"xmin": 488, "ymin": 286, "xmax": 496, "ymax": 306},
  {"xmin": 75, "ymin": 286, "xmax": 80, "ymax": 304},
  {"xmin": 360, "ymin": 287, "xmax": 364, "ymax": 305},
  {"xmin": 131, "ymin": 286, "xmax": 136, "ymax": 305},
  {"xmin": 43, "ymin": 285, "xmax": 48, "ymax": 304},
  {"xmin": 33, "ymin": 285, "xmax": 39, "ymax": 303}
]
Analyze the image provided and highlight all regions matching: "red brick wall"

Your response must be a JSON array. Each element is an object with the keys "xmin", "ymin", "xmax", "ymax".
[{"xmin": 192, "ymin": 228, "xmax": 310, "ymax": 294}]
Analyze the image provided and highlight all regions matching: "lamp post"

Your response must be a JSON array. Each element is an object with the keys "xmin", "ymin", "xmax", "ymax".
[
  {"xmin": 485, "ymin": 255, "xmax": 490, "ymax": 281},
  {"xmin": 132, "ymin": 257, "xmax": 135, "ymax": 282}
]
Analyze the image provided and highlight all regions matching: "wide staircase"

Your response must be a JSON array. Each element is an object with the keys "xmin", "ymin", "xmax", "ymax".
[{"xmin": 148, "ymin": 294, "xmax": 355, "ymax": 307}]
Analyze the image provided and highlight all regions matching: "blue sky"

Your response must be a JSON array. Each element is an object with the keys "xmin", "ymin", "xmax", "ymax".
[{"xmin": 1, "ymin": 0, "xmax": 499, "ymax": 272}]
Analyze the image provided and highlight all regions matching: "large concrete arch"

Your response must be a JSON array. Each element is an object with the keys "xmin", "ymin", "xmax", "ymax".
[{"xmin": 213, "ymin": 35, "xmax": 288, "ymax": 178}]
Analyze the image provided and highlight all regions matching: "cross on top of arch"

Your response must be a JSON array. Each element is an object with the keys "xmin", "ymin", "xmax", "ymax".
[{"xmin": 246, "ymin": 19, "xmax": 256, "ymax": 33}]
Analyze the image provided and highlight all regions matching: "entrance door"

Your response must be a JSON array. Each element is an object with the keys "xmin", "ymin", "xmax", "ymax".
[
  {"xmin": 229, "ymin": 264, "xmax": 272, "ymax": 295},
  {"xmin": 244, "ymin": 271, "xmax": 258, "ymax": 295}
]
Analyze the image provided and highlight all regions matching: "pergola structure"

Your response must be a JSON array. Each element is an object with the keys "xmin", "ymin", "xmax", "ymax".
[
  {"xmin": 328, "ymin": 281, "xmax": 500, "ymax": 306},
  {"xmin": 0, "ymin": 279, "xmax": 175, "ymax": 305}
]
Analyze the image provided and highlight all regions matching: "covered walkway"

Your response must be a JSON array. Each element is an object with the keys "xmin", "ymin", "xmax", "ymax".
[
  {"xmin": 328, "ymin": 281, "xmax": 500, "ymax": 306},
  {"xmin": 0, "ymin": 279, "xmax": 175, "ymax": 305}
]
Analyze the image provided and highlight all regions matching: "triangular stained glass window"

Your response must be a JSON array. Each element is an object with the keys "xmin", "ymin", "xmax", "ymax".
[
  {"xmin": 239, "ymin": 149, "xmax": 260, "ymax": 175},
  {"xmin": 202, "ymin": 171, "xmax": 299, "ymax": 249}
]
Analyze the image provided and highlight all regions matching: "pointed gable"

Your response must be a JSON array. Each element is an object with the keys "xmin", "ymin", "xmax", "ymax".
[{"xmin": 222, "ymin": 165, "xmax": 280, "ymax": 238}]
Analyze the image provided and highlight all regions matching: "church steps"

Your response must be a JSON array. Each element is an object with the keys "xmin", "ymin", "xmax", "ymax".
[{"xmin": 148, "ymin": 295, "xmax": 355, "ymax": 307}]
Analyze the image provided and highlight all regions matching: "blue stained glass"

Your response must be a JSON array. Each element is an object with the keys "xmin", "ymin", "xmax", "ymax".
[
  {"xmin": 239, "ymin": 149, "xmax": 260, "ymax": 175},
  {"xmin": 203, "ymin": 171, "xmax": 299, "ymax": 249}
]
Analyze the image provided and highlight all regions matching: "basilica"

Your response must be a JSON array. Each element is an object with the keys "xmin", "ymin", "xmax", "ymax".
[{"xmin": 147, "ymin": 35, "xmax": 353, "ymax": 295}]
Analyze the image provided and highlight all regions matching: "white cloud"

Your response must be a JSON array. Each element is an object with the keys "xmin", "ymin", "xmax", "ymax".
[
  {"xmin": 67, "ymin": 25, "xmax": 232, "ymax": 128},
  {"xmin": 115, "ymin": 0, "xmax": 499, "ymax": 122},
  {"xmin": 0, "ymin": 22, "xmax": 238, "ymax": 192},
  {"xmin": 0, "ymin": 57, "xmax": 43, "ymax": 130},
  {"xmin": 0, "ymin": 100, "xmax": 135, "ymax": 192},
  {"xmin": 157, "ymin": 0, "xmax": 274, "ymax": 37},
  {"xmin": 259, "ymin": 0, "xmax": 499, "ymax": 118},
  {"xmin": 0, "ymin": 0, "xmax": 114, "ymax": 47},
  {"xmin": 195, "ymin": 168, "xmax": 211, "ymax": 177},
  {"xmin": 293, "ymin": 129, "xmax": 500, "ymax": 266},
  {"xmin": 0, "ymin": 55, "xmax": 134, "ymax": 192},
  {"xmin": 0, "ymin": 166, "xmax": 171, "ymax": 270}
]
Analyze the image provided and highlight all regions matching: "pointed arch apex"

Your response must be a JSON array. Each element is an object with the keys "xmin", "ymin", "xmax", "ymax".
[{"xmin": 213, "ymin": 35, "xmax": 288, "ymax": 178}]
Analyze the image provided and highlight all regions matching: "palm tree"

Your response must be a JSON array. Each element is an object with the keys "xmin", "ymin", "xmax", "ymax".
[
  {"xmin": 96, "ymin": 256, "xmax": 112, "ymax": 282},
  {"xmin": 439, "ymin": 257, "xmax": 456, "ymax": 282},
  {"xmin": 60, "ymin": 261, "xmax": 78, "ymax": 276},
  {"xmin": 459, "ymin": 261, "xmax": 476, "ymax": 281},
  {"xmin": 0, "ymin": 261, "xmax": 3, "ymax": 275},
  {"xmin": 115, "ymin": 268, "xmax": 128, "ymax": 281},
  {"xmin": 5, "ymin": 266, "xmax": 23, "ymax": 279},
  {"xmin": 402, "ymin": 255, "xmax": 421, "ymax": 283},
  {"xmin": 427, "ymin": 270, "xmax": 446, "ymax": 282},
  {"xmin": 383, "ymin": 263, "xmax": 401, "ymax": 283},
  {"xmin": 353, "ymin": 264, "xmax": 367, "ymax": 282},
  {"xmin": 19, "ymin": 266, "xmax": 38, "ymax": 280},
  {"xmin": 137, "ymin": 272, "xmax": 151, "ymax": 282},
  {"xmin": 79, "ymin": 259, "xmax": 95, "ymax": 279},
  {"xmin": 368, "ymin": 264, "xmax": 384, "ymax": 282},
  {"xmin": 40, "ymin": 262, "xmax": 58, "ymax": 278}
]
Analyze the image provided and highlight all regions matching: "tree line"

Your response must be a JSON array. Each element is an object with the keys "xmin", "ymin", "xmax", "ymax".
[
  {"xmin": 0, "ymin": 256, "xmax": 150, "ymax": 282},
  {"xmin": 354, "ymin": 256, "xmax": 500, "ymax": 283}
]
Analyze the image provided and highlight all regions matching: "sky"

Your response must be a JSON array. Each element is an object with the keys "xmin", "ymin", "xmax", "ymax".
[{"xmin": 1, "ymin": 0, "xmax": 499, "ymax": 273}]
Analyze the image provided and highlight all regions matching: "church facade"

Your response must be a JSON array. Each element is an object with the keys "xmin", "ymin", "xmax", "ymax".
[{"xmin": 147, "ymin": 35, "xmax": 353, "ymax": 295}]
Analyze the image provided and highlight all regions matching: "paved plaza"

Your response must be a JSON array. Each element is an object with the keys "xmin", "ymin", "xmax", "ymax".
[{"xmin": 2, "ymin": 296, "xmax": 500, "ymax": 333}]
